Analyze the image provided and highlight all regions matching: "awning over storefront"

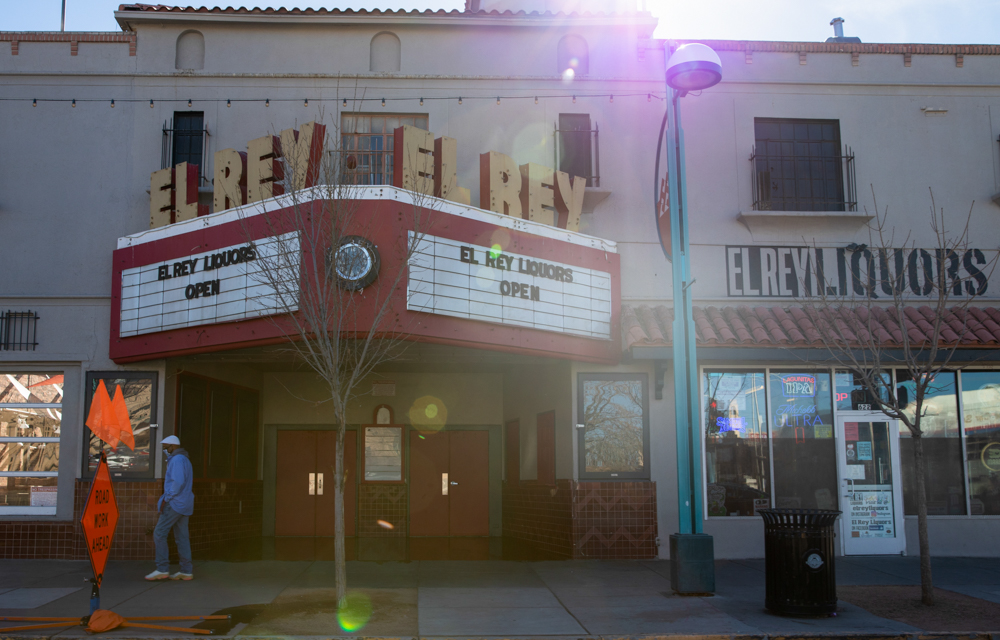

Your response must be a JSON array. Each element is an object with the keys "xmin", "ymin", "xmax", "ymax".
[{"xmin": 623, "ymin": 303, "xmax": 1000, "ymax": 357}]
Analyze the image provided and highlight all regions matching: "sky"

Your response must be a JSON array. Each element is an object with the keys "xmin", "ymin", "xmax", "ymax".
[{"xmin": 3, "ymin": 0, "xmax": 999, "ymax": 44}]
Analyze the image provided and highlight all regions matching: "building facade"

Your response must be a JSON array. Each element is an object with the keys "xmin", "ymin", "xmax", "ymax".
[{"xmin": 2, "ymin": 1, "xmax": 1000, "ymax": 561}]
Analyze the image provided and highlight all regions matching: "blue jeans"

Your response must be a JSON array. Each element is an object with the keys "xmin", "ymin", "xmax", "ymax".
[{"xmin": 154, "ymin": 503, "xmax": 192, "ymax": 574}]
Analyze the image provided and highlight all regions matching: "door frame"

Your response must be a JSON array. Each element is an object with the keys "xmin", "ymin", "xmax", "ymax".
[
  {"xmin": 263, "ymin": 424, "xmax": 359, "ymax": 537},
  {"xmin": 835, "ymin": 411, "xmax": 906, "ymax": 556},
  {"xmin": 405, "ymin": 424, "xmax": 503, "ymax": 537}
]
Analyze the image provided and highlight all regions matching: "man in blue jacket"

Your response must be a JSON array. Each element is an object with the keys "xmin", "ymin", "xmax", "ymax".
[{"xmin": 146, "ymin": 435, "xmax": 195, "ymax": 581}]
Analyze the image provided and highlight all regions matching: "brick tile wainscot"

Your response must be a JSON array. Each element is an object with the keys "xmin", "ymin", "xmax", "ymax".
[
  {"xmin": 0, "ymin": 480, "xmax": 262, "ymax": 560},
  {"xmin": 502, "ymin": 480, "xmax": 658, "ymax": 559}
]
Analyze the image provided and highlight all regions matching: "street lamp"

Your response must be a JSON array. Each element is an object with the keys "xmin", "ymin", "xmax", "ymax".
[{"xmin": 661, "ymin": 42, "xmax": 721, "ymax": 595}]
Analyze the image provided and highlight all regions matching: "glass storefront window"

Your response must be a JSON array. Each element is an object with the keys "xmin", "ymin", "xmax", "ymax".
[
  {"xmin": 769, "ymin": 371, "xmax": 838, "ymax": 510},
  {"xmin": 0, "ymin": 373, "xmax": 62, "ymax": 513},
  {"xmin": 703, "ymin": 370, "xmax": 769, "ymax": 516},
  {"xmin": 577, "ymin": 374, "xmax": 649, "ymax": 479},
  {"xmin": 960, "ymin": 371, "xmax": 1000, "ymax": 515},
  {"xmin": 83, "ymin": 372, "xmax": 157, "ymax": 479},
  {"xmin": 897, "ymin": 370, "xmax": 965, "ymax": 515},
  {"xmin": 835, "ymin": 371, "xmax": 892, "ymax": 410}
]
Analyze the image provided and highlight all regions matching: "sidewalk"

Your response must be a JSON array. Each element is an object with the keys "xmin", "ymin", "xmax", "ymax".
[{"xmin": 2, "ymin": 554, "xmax": 999, "ymax": 638}]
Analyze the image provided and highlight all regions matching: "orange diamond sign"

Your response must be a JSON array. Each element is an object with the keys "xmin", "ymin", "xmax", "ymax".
[{"xmin": 81, "ymin": 456, "xmax": 119, "ymax": 586}]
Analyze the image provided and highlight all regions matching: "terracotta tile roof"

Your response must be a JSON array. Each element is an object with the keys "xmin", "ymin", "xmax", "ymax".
[
  {"xmin": 622, "ymin": 304, "xmax": 1000, "ymax": 352},
  {"xmin": 115, "ymin": 4, "xmax": 649, "ymax": 18}
]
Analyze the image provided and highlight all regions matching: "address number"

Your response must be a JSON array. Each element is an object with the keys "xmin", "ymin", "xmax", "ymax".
[{"xmin": 857, "ymin": 404, "xmax": 871, "ymax": 410}]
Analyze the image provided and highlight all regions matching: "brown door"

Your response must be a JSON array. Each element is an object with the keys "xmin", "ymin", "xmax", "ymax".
[
  {"xmin": 449, "ymin": 431, "xmax": 490, "ymax": 536},
  {"xmin": 410, "ymin": 431, "xmax": 450, "ymax": 536},
  {"xmin": 275, "ymin": 430, "xmax": 356, "ymax": 537},
  {"xmin": 275, "ymin": 431, "xmax": 316, "ymax": 536},
  {"xmin": 316, "ymin": 430, "xmax": 357, "ymax": 537},
  {"xmin": 409, "ymin": 430, "xmax": 489, "ymax": 536}
]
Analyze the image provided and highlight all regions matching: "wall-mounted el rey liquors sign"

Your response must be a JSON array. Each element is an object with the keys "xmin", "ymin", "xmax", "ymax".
[{"xmin": 725, "ymin": 245, "xmax": 997, "ymax": 298}]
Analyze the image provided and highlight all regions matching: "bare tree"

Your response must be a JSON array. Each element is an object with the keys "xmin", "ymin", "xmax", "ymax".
[
  {"xmin": 236, "ymin": 114, "xmax": 429, "ymax": 607},
  {"xmin": 801, "ymin": 189, "xmax": 996, "ymax": 605}
]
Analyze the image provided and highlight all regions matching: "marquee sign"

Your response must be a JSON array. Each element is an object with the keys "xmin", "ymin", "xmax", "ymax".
[
  {"xmin": 726, "ymin": 245, "xmax": 996, "ymax": 299},
  {"xmin": 119, "ymin": 232, "xmax": 299, "ymax": 337},
  {"xmin": 408, "ymin": 232, "xmax": 612, "ymax": 340}
]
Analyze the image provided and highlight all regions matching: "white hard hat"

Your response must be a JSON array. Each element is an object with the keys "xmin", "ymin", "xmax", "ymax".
[{"xmin": 161, "ymin": 435, "xmax": 181, "ymax": 446}]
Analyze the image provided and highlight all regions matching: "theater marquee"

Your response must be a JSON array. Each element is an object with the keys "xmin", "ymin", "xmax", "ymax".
[
  {"xmin": 408, "ymin": 233, "xmax": 612, "ymax": 340},
  {"xmin": 119, "ymin": 233, "xmax": 299, "ymax": 337}
]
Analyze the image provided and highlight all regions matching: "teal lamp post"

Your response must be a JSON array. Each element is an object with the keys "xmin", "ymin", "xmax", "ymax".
[{"xmin": 662, "ymin": 43, "xmax": 722, "ymax": 595}]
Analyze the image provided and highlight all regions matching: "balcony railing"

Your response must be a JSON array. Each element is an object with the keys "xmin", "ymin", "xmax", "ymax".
[{"xmin": 750, "ymin": 144, "xmax": 856, "ymax": 212}]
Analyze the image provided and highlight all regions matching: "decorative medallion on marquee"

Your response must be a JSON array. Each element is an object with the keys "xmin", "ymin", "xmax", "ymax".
[{"xmin": 332, "ymin": 236, "xmax": 380, "ymax": 291}]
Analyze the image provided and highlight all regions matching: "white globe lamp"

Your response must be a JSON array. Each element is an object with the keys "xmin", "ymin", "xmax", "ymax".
[{"xmin": 665, "ymin": 43, "xmax": 722, "ymax": 92}]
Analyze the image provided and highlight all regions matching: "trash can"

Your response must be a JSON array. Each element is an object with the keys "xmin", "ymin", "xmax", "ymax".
[{"xmin": 758, "ymin": 508, "xmax": 841, "ymax": 616}]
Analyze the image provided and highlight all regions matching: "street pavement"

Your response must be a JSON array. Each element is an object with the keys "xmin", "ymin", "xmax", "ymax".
[{"xmin": 1, "ymin": 553, "xmax": 999, "ymax": 638}]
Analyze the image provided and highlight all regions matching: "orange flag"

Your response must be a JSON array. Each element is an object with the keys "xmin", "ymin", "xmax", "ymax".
[
  {"xmin": 111, "ymin": 385, "xmax": 135, "ymax": 451},
  {"xmin": 85, "ymin": 380, "xmax": 120, "ymax": 449}
]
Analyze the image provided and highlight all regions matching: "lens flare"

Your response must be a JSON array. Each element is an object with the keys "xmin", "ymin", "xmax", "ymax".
[
  {"xmin": 561, "ymin": 68, "xmax": 575, "ymax": 83},
  {"xmin": 474, "ymin": 266, "xmax": 496, "ymax": 289},
  {"xmin": 409, "ymin": 395, "xmax": 448, "ymax": 433},
  {"xmin": 336, "ymin": 591, "xmax": 372, "ymax": 632},
  {"xmin": 377, "ymin": 519, "xmax": 394, "ymax": 530},
  {"xmin": 489, "ymin": 244, "xmax": 502, "ymax": 260}
]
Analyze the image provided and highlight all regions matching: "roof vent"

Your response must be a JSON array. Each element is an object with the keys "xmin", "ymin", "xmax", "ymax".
[{"xmin": 826, "ymin": 17, "xmax": 862, "ymax": 43}]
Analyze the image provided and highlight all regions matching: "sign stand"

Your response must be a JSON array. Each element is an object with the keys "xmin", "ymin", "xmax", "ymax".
[{"xmin": 0, "ymin": 452, "xmax": 229, "ymax": 635}]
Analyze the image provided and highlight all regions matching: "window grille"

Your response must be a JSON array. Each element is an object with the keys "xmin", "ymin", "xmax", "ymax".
[
  {"xmin": 161, "ymin": 112, "xmax": 210, "ymax": 185},
  {"xmin": 555, "ymin": 114, "xmax": 600, "ymax": 187},
  {"xmin": 340, "ymin": 114, "xmax": 428, "ymax": 186},
  {"xmin": 750, "ymin": 118, "xmax": 856, "ymax": 212},
  {"xmin": 0, "ymin": 311, "xmax": 39, "ymax": 351}
]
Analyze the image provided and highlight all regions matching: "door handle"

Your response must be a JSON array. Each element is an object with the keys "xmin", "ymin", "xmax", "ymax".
[
  {"xmin": 317, "ymin": 473, "xmax": 324, "ymax": 495},
  {"xmin": 308, "ymin": 472, "xmax": 316, "ymax": 495},
  {"xmin": 450, "ymin": 481, "xmax": 459, "ymax": 485}
]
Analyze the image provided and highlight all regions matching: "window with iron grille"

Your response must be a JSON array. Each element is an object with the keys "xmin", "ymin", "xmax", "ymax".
[
  {"xmin": 0, "ymin": 311, "xmax": 39, "ymax": 351},
  {"xmin": 340, "ymin": 114, "xmax": 428, "ymax": 186},
  {"xmin": 162, "ymin": 112, "xmax": 209, "ymax": 184},
  {"xmin": 751, "ymin": 118, "xmax": 856, "ymax": 212}
]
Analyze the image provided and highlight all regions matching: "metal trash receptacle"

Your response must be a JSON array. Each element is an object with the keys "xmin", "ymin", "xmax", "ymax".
[{"xmin": 758, "ymin": 508, "xmax": 841, "ymax": 616}]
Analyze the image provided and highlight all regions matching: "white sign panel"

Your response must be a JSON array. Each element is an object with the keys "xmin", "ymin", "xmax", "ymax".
[
  {"xmin": 407, "ymin": 232, "xmax": 612, "ymax": 340},
  {"xmin": 119, "ymin": 232, "xmax": 300, "ymax": 337}
]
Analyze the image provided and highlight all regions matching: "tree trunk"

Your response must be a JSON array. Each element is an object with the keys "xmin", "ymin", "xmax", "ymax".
[
  {"xmin": 912, "ymin": 433, "xmax": 934, "ymax": 605},
  {"xmin": 334, "ymin": 419, "xmax": 347, "ymax": 608}
]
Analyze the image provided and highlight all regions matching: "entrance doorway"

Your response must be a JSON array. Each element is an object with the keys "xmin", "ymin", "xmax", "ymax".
[
  {"xmin": 275, "ymin": 430, "xmax": 357, "ymax": 536},
  {"xmin": 409, "ymin": 430, "xmax": 489, "ymax": 536},
  {"xmin": 836, "ymin": 413, "xmax": 905, "ymax": 555}
]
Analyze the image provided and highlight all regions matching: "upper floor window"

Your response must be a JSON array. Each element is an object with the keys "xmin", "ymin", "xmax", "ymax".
[
  {"xmin": 1, "ymin": 373, "xmax": 62, "ymax": 514},
  {"xmin": 341, "ymin": 114, "xmax": 428, "ymax": 186},
  {"xmin": 162, "ymin": 112, "xmax": 207, "ymax": 184},
  {"xmin": 370, "ymin": 32, "xmax": 401, "ymax": 72},
  {"xmin": 557, "ymin": 113, "xmax": 598, "ymax": 187},
  {"xmin": 557, "ymin": 34, "xmax": 589, "ymax": 79},
  {"xmin": 751, "ymin": 118, "xmax": 856, "ymax": 212},
  {"xmin": 175, "ymin": 30, "xmax": 205, "ymax": 70}
]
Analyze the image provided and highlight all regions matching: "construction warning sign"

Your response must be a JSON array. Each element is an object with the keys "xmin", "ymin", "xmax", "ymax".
[{"xmin": 81, "ymin": 457, "xmax": 119, "ymax": 586}]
